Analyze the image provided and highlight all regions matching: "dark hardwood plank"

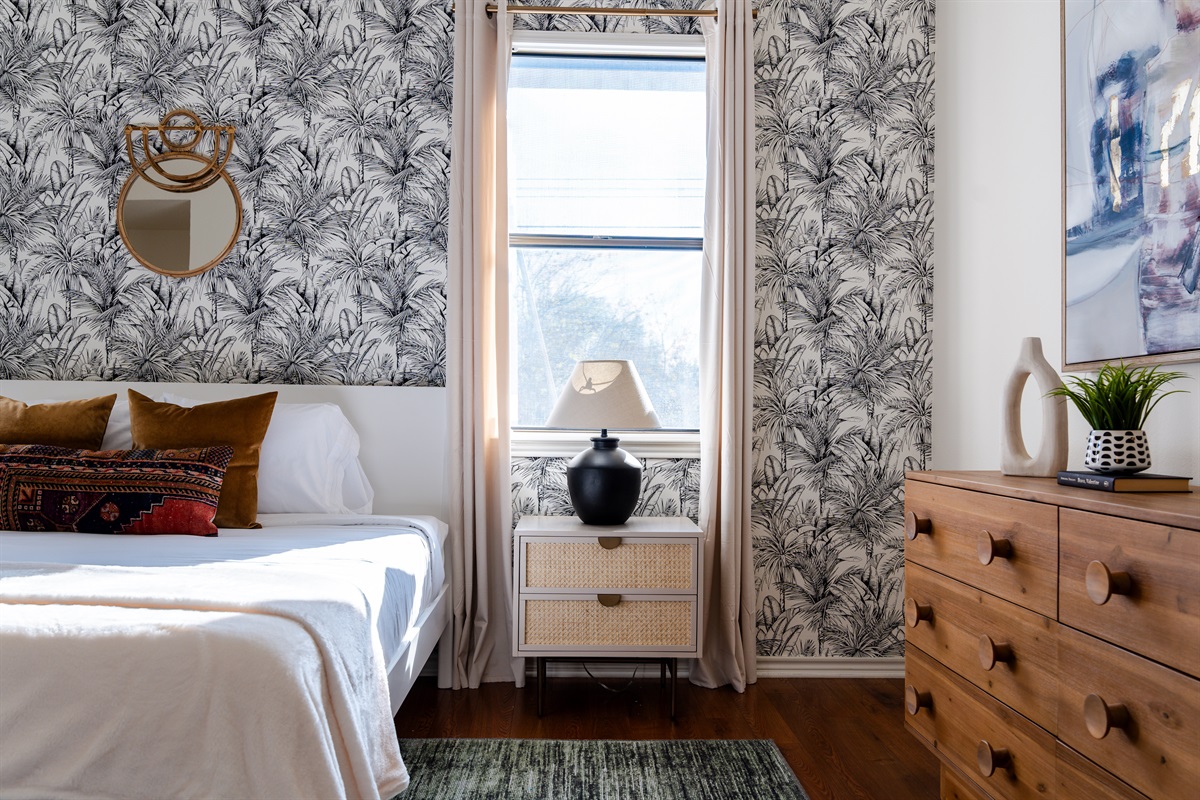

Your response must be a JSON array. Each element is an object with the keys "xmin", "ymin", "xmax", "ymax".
[{"xmin": 396, "ymin": 675, "xmax": 939, "ymax": 800}]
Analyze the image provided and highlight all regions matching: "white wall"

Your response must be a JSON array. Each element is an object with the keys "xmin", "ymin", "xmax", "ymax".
[
  {"xmin": 934, "ymin": 0, "xmax": 1199, "ymax": 479},
  {"xmin": 0, "ymin": 381, "xmax": 451, "ymax": 521}
]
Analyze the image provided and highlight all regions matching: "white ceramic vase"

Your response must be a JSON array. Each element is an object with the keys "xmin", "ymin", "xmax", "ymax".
[
  {"xmin": 1000, "ymin": 337, "xmax": 1068, "ymax": 477},
  {"xmin": 1083, "ymin": 429, "xmax": 1152, "ymax": 474}
]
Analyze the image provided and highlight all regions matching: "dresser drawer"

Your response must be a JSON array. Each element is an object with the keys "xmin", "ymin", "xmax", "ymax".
[
  {"xmin": 1055, "ymin": 743, "xmax": 1149, "ymax": 800},
  {"xmin": 905, "ymin": 481, "xmax": 1058, "ymax": 616},
  {"xmin": 906, "ymin": 562, "xmax": 1058, "ymax": 730},
  {"xmin": 1059, "ymin": 510, "xmax": 1200, "ymax": 678},
  {"xmin": 1057, "ymin": 625, "xmax": 1200, "ymax": 799},
  {"xmin": 518, "ymin": 595, "xmax": 696, "ymax": 652},
  {"xmin": 521, "ymin": 537, "xmax": 697, "ymax": 593},
  {"xmin": 906, "ymin": 647, "xmax": 1056, "ymax": 800}
]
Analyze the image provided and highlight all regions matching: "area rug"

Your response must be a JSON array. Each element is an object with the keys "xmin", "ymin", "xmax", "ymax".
[{"xmin": 394, "ymin": 738, "xmax": 809, "ymax": 799}]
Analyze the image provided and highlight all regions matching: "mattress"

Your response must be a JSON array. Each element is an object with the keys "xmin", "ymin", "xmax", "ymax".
[{"xmin": 0, "ymin": 515, "xmax": 448, "ymax": 800}]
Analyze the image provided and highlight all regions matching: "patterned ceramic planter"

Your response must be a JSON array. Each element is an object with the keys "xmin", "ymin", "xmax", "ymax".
[{"xmin": 1083, "ymin": 429, "xmax": 1152, "ymax": 474}]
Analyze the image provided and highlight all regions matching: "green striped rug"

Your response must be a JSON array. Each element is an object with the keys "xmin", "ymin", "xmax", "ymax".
[{"xmin": 395, "ymin": 738, "xmax": 809, "ymax": 799}]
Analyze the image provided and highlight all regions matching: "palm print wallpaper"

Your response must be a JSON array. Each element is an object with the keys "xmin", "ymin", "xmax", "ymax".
[
  {"xmin": 1, "ymin": 0, "xmax": 451, "ymax": 384},
  {"xmin": 2, "ymin": 0, "xmax": 933, "ymax": 659},
  {"xmin": 509, "ymin": 0, "xmax": 934, "ymax": 659}
]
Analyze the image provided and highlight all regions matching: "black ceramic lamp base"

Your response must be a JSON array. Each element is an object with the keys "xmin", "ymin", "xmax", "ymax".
[{"xmin": 566, "ymin": 435, "xmax": 643, "ymax": 526}]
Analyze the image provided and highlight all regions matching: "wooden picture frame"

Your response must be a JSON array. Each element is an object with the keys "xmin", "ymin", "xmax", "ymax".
[{"xmin": 1060, "ymin": 0, "xmax": 1200, "ymax": 370}]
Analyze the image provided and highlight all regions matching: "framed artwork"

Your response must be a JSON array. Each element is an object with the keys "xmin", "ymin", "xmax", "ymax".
[{"xmin": 1061, "ymin": 0, "xmax": 1199, "ymax": 369}]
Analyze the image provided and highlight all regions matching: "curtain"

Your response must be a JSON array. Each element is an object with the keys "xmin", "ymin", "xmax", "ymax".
[
  {"xmin": 692, "ymin": 0, "xmax": 757, "ymax": 692},
  {"xmin": 447, "ymin": 0, "xmax": 522, "ymax": 688}
]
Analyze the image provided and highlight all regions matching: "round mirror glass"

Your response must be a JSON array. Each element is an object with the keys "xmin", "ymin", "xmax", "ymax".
[{"xmin": 117, "ymin": 153, "xmax": 242, "ymax": 277}]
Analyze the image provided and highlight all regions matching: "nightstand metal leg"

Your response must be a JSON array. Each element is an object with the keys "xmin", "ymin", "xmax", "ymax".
[
  {"xmin": 660, "ymin": 660, "xmax": 666, "ymax": 687},
  {"xmin": 670, "ymin": 658, "xmax": 677, "ymax": 719},
  {"xmin": 536, "ymin": 657, "xmax": 546, "ymax": 717}
]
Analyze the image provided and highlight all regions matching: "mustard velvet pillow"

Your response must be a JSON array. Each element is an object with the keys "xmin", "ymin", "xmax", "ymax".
[
  {"xmin": 0, "ymin": 395, "xmax": 117, "ymax": 450},
  {"xmin": 128, "ymin": 390, "xmax": 277, "ymax": 529}
]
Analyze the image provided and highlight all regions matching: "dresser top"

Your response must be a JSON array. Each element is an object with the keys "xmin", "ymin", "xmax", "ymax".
[
  {"xmin": 515, "ymin": 516, "xmax": 702, "ymax": 535},
  {"xmin": 907, "ymin": 471, "xmax": 1200, "ymax": 531}
]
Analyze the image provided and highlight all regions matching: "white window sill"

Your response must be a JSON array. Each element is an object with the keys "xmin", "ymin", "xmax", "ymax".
[{"xmin": 511, "ymin": 429, "xmax": 701, "ymax": 459}]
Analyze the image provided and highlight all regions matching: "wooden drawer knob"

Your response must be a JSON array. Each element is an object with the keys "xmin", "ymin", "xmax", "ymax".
[
  {"xmin": 977, "ymin": 530, "xmax": 1013, "ymax": 565},
  {"xmin": 1085, "ymin": 560, "xmax": 1133, "ymax": 605},
  {"xmin": 597, "ymin": 536, "xmax": 622, "ymax": 550},
  {"xmin": 1084, "ymin": 693, "xmax": 1130, "ymax": 739},
  {"xmin": 904, "ymin": 684, "xmax": 931, "ymax": 715},
  {"xmin": 976, "ymin": 740, "xmax": 1011, "ymax": 777},
  {"xmin": 978, "ymin": 634, "xmax": 1014, "ymax": 670},
  {"xmin": 904, "ymin": 598, "xmax": 933, "ymax": 628},
  {"xmin": 597, "ymin": 594, "xmax": 622, "ymax": 607},
  {"xmin": 905, "ymin": 511, "xmax": 932, "ymax": 540}
]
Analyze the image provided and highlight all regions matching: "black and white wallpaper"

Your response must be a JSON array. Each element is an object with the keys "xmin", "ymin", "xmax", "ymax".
[
  {"xmin": 1, "ymin": 0, "xmax": 451, "ymax": 384},
  {"xmin": 3, "ymin": 0, "xmax": 933, "ymax": 660},
  {"xmin": 507, "ymin": 0, "xmax": 935, "ymax": 659}
]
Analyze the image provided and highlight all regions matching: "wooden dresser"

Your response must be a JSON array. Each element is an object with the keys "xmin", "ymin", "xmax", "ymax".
[{"xmin": 902, "ymin": 471, "xmax": 1200, "ymax": 799}]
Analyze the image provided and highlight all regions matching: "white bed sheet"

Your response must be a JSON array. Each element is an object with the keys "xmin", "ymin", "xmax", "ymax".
[
  {"xmin": 0, "ymin": 513, "xmax": 446, "ymax": 668},
  {"xmin": 0, "ymin": 515, "xmax": 448, "ymax": 800}
]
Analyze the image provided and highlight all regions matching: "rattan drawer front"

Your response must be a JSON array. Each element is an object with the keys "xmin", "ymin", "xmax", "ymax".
[
  {"xmin": 904, "ymin": 481, "xmax": 1058, "ymax": 616},
  {"xmin": 520, "ymin": 596, "xmax": 695, "ymax": 651},
  {"xmin": 524, "ymin": 540, "xmax": 695, "ymax": 592}
]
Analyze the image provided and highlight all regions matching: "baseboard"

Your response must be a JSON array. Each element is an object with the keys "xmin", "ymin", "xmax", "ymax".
[
  {"xmin": 754, "ymin": 656, "xmax": 904, "ymax": 678},
  {"xmin": 423, "ymin": 655, "xmax": 905, "ymax": 681}
]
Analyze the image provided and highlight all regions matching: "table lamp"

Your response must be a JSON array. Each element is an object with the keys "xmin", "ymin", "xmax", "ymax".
[{"xmin": 545, "ymin": 360, "xmax": 661, "ymax": 525}]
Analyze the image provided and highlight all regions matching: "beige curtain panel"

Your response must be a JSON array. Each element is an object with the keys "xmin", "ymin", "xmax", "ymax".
[
  {"xmin": 448, "ymin": 0, "xmax": 522, "ymax": 688},
  {"xmin": 692, "ymin": 0, "xmax": 757, "ymax": 692}
]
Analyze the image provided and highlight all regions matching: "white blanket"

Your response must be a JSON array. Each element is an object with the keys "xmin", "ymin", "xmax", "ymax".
[{"xmin": 0, "ymin": 515, "xmax": 447, "ymax": 800}]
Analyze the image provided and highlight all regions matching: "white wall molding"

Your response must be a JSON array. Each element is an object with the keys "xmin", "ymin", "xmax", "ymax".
[{"xmin": 754, "ymin": 656, "xmax": 904, "ymax": 679}]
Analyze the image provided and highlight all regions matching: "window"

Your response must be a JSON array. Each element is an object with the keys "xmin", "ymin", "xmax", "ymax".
[{"xmin": 508, "ymin": 39, "xmax": 706, "ymax": 434}]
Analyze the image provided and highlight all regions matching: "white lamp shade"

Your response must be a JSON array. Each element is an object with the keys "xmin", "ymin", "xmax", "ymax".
[{"xmin": 545, "ymin": 360, "xmax": 661, "ymax": 430}]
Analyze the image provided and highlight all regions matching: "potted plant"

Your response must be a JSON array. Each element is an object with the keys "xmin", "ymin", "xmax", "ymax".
[{"xmin": 1046, "ymin": 363, "xmax": 1188, "ymax": 473}]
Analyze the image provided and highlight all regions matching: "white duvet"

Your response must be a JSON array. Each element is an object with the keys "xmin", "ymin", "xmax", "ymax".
[{"xmin": 0, "ymin": 515, "xmax": 446, "ymax": 800}]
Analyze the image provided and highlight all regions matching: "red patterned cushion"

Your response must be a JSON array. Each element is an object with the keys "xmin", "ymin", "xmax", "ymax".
[{"xmin": 0, "ymin": 445, "xmax": 234, "ymax": 535}]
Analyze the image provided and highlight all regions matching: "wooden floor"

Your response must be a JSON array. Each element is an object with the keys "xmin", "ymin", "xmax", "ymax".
[{"xmin": 396, "ymin": 674, "xmax": 939, "ymax": 800}]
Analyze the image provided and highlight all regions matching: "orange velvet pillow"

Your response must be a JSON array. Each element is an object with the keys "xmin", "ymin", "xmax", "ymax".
[
  {"xmin": 0, "ymin": 395, "xmax": 117, "ymax": 450},
  {"xmin": 128, "ymin": 390, "xmax": 277, "ymax": 529}
]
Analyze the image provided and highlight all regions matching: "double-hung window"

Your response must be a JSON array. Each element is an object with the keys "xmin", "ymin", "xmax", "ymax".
[{"xmin": 507, "ymin": 34, "xmax": 706, "ymax": 448}]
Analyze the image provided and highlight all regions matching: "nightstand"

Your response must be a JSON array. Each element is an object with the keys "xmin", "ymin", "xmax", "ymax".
[{"xmin": 512, "ymin": 515, "xmax": 704, "ymax": 718}]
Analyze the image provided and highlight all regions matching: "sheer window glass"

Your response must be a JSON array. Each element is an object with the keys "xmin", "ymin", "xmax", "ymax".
[{"xmin": 509, "ymin": 53, "xmax": 705, "ymax": 430}]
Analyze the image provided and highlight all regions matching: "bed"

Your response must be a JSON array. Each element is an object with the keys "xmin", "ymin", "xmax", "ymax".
[
  {"xmin": 0, "ymin": 381, "xmax": 455, "ymax": 800},
  {"xmin": 0, "ymin": 514, "xmax": 452, "ymax": 799}
]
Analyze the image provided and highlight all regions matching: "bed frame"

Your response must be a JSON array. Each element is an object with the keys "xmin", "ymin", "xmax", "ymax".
[{"xmin": 0, "ymin": 379, "xmax": 455, "ymax": 710}]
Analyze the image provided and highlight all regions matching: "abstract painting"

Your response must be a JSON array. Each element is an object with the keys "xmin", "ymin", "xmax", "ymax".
[{"xmin": 1063, "ymin": 0, "xmax": 1200, "ymax": 367}]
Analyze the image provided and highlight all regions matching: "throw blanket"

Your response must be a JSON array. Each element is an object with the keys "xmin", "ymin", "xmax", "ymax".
[{"xmin": 0, "ymin": 561, "xmax": 408, "ymax": 800}]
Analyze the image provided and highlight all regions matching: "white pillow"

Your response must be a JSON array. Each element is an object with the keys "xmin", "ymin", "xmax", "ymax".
[
  {"xmin": 159, "ymin": 393, "xmax": 373, "ymax": 514},
  {"xmin": 102, "ymin": 398, "xmax": 132, "ymax": 450}
]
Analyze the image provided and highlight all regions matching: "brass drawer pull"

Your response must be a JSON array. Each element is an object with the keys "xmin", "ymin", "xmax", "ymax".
[
  {"xmin": 977, "ymin": 634, "xmax": 1013, "ymax": 670},
  {"xmin": 976, "ymin": 740, "xmax": 1011, "ymax": 777},
  {"xmin": 977, "ymin": 530, "xmax": 1013, "ymax": 565},
  {"xmin": 904, "ymin": 598, "xmax": 933, "ymax": 628},
  {"xmin": 1084, "ymin": 693, "xmax": 1130, "ymax": 739},
  {"xmin": 597, "ymin": 536, "xmax": 622, "ymax": 550},
  {"xmin": 1085, "ymin": 560, "xmax": 1133, "ymax": 605},
  {"xmin": 597, "ymin": 593, "xmax": 622, "ymax": 607},
  {"xmin": 904, "ymin": 684, "xmax": 931, "ymax": 715},
  {"xmin": 905, "ymin": 511, "xmax": 932, "ymax": 540}
]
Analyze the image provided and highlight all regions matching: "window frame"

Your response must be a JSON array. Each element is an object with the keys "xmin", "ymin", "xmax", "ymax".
[{"xmin": 508, "ymin": 30, "xmax": 706, "ymax": 456}]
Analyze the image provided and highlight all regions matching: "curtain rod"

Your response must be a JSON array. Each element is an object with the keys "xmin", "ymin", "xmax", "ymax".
[{"xmin": 457, "ymin": 4, "xmax": 757, "ymax": 20}]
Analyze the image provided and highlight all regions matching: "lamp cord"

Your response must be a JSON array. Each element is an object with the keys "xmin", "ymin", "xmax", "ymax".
[{"xmin": 581, "ymin": 661, "xmax": 641, "ymax": 693}]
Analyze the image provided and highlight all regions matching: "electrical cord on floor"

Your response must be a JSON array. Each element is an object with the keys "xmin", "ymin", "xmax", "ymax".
[{"xmin": 581, "ymin": 661, "xmax": 642, "ymax": 693}]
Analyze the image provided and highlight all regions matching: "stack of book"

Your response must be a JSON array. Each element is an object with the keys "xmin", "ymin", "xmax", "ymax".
[{"xmin": 1056, "ymin": 470, "xmax": 1193, "ymax": 493}]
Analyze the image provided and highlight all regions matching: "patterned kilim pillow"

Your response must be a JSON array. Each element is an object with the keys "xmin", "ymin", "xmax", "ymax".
[{"xmin": 0, "ymin": 444, "xmax": 234, "ymax": 535}]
